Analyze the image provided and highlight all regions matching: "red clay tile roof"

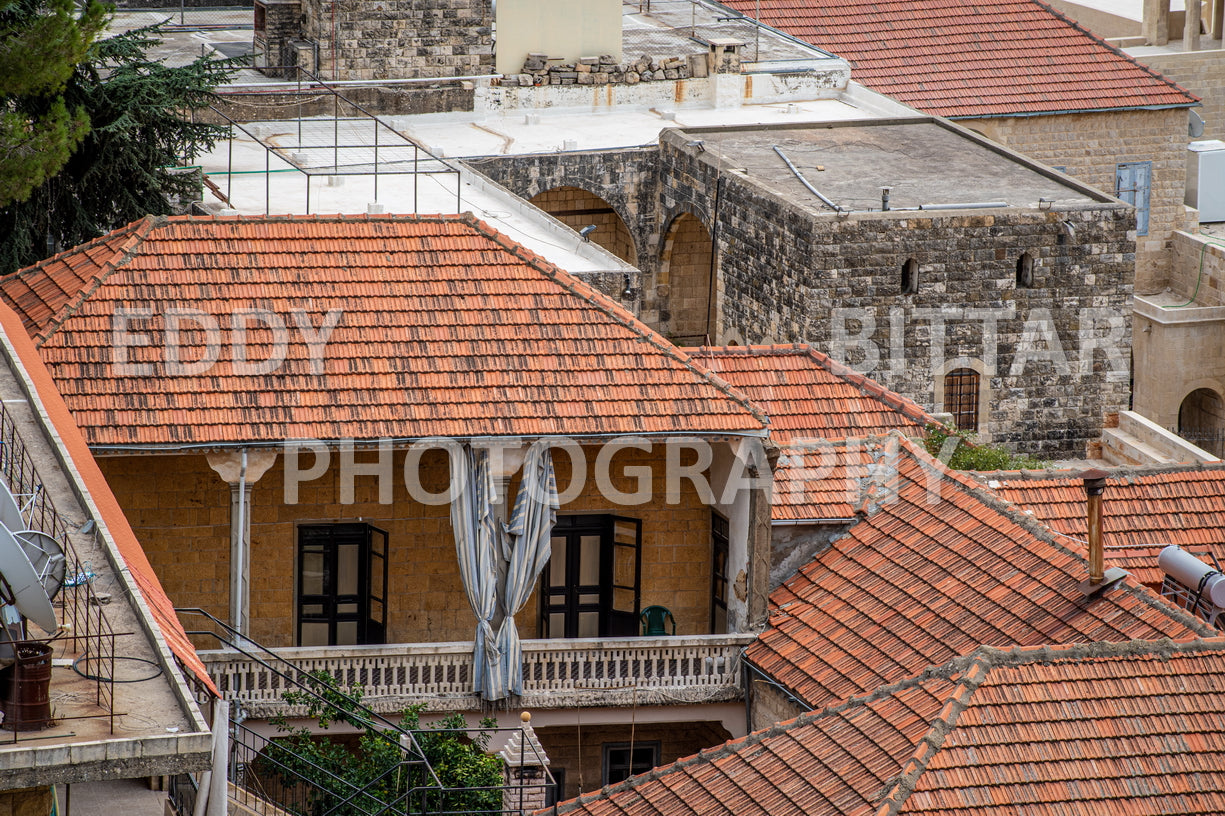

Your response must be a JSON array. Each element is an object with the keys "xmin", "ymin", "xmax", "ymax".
[
  {"xmin": 554, "ymin": 638, "xmax": 1225, "ymax": 816},
  {"xmin": 773, "ymin": 439, "xmax": 875, "ymax": 521},
  {"xmin": 687, "ymin": 345, "xmax": 933, "ymax": 445},
  {"xmin": 984, "ymin": 465, "xmax": 1225, "ymax": 587},
  {"xmin": 0, "ymin": 214, "xmax": 767, "ymax": 449},
  {"xmin": 722, "ymin": 0, "xmax": 1197, "ymax": 118},
  {"xmin": 0, "ymin": 302, "xmax": 217, "ymax": 695},
  {"xmin": 747, "ymin": 435, "xmax": 1209, "ymax": 711},
  {"xmin": 554, "ymin": 675, "xmax": 955, "ymax": 816}
]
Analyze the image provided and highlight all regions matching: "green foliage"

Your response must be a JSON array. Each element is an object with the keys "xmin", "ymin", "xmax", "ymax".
[
  {"xmin": 0, "ymin": 21, "xmax": 238, "ymax": 274},
  {"xmin": 924, "ymin": 422, "xmax": 1047, "ymax": 471},
  {"xmin": 0, "ymin": 0, "xmax": 107, "ymax": 207},
  {"xmin": 263, "ymin": 671, "xmax": 504, "ymax": 816}
]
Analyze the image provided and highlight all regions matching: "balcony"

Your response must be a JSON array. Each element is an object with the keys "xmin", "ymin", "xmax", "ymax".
[{"xmin": 200, "ymin": 634, "xmax": 756, "ymax": 717}]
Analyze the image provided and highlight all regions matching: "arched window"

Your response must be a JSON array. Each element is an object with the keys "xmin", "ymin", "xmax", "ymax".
[
  {"xmin": 901, "ymin": 258, "xmax": 919, "ymax": 295},
  {"xmin": 1016, "ymin": 252, "xmax": 1034, "ymax": 288},
  {"xmin": 945, "ymin": 368, "xmax": 980, "ymax": 432}
]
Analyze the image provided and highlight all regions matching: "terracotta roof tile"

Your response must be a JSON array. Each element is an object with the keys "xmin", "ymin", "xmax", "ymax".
[
  {"xmin": 0, "ymin": 214, "xmax": 767, "ymax": 448},
  {"xmin": 721, "ymin": 0, "xmax": 1197, "ymax": 118},
  {"xmin": 687, "ymin": 345, "xmax": 933, "ymax": 445},
  {"xmin": 984, "ymin": 465, "xmax": 1225, "ymax": 587},
  {"xmin": 747, "ymin": 436, "xmax": 1208, "ymax": 710},
  {"xmin": 556, "ymin": 638, "xmax": 1225, "ymax": 816}
]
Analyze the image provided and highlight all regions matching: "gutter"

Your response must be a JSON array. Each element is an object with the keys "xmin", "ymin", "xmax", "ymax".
[
  {"xmin": 772, "ymin": 517, "xmax": 856, "ymax": 526},
  {"xmin": 948, "ymin": 102, "xmax": 1198, "ymax": 120}
]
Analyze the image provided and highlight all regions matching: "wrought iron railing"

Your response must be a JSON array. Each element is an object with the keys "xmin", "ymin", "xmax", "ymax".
[{"xmin": 0, "ymin": 400, "xmax": 118, "ymax": 733}]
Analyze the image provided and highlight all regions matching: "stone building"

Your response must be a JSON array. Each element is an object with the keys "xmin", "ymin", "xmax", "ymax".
[
  {"xmin": 719, "ymin": 0, "xmax": 1198, "ymax": 292},
  {"xmin": 476, "ymin": 117, "xmax": 1135, "ymax": 458}
]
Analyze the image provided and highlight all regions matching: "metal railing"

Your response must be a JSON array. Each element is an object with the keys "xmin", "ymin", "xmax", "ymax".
[
  {"xmin": 0, "ymin": 401, "xmax": 118, "ymax": 733},
  {"xmin": 207, "ymin": 66, "xmax": 463, "ymax": 215}
]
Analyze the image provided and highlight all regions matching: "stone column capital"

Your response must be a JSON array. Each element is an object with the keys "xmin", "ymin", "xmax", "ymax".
[{"xmin": 206, "ymin": 450, "xmax": 278, "ymax": 485}]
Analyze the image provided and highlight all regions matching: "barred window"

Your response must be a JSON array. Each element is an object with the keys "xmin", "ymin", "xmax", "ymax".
[{"xmin": 945, "ymin": 369, "xmax": 980, "ymax": 432}]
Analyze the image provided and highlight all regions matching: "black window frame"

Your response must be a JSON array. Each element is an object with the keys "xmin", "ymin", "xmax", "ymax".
[
  {"xmin": 711, "ymin": 512, "xmax": 729, "ymax": 634},
  {"xmin": 602, "ymin": 741, "xmax": 661, "ymax": 786},
  {"xmin": 296, "ymin": 522, "xmax": 388, "ymax": 647},
  {"xmin": 541, "ymin": 514, "xmax": 641, "ymax": 639}
]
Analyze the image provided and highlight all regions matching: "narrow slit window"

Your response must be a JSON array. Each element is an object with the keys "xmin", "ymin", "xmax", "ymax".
[
  {"xmin": 1016, "ymin": 253, "xmax": 1034, "ymax": 288},
  {"xmin": 945, "ymin": 368, "xmax": 980, "ymax": 432},
  {"xmin": 901, "ymin": 258, "xmax": 919, "ymax": 295}
]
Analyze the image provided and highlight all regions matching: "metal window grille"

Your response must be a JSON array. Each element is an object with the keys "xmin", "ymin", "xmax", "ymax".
[{"xmin": 945, "ymin": 368, "xmax": 980, "ymax": 432}]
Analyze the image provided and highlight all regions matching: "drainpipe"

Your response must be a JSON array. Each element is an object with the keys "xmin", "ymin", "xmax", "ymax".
[{"xmin": 234, "ymin": 449, "xmax": 248, "ymax": 635}]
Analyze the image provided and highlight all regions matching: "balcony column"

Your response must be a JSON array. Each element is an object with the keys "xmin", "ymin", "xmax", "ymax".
[
  {"xmin": 207, "ymin": 450, "xmax": 278, "ymax": 636},
  {"xmin": 745, "ymin": 441, "xmax": 778, "ymax": 631}
]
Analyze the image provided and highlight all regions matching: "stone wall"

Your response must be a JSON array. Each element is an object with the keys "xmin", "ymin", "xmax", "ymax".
[
  {"xmin": 468, "ymin": 147, "xmax": 662, "ymax": 278},
  {"xmin": 958, "ymin": 108, "xmax": 1189, "ymax": 292},
  {"xmin": 294, "ymin": 0, "xmax": 492, "ymax": 81},
  {"xmin": 535, "ymin": 721, "xmax": 732, "ymax": 801},
  {"xmin": 467, "ymin": 131, "xmax": 1135, "ymax": 458},
  {"xmin": 208, "ymin": 84, "xmax": 475, "ymax": 123},
  {"xmin": 657, "ymin": 133, "xmax": 1135, "ymax": 458},
  {"xmin": 747, "ymin": 674, "xmax": 806, "ymax": 732},
  {"xmin": 1135, "ymin": 50, "xmax": 1225, "ymax": 144}
]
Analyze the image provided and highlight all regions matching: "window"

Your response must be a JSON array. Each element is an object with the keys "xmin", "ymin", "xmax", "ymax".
[
  {"xmin": 711, "ymin": 512, "xmax": 729, "ymax": 634},
  {"xmin": 945, "ymin": 369, "xmax": 980, "ymax": 432},
  {"xmin": 1016, "ymin": 252, "xmax": 1034, "ymax": 288},
  {"xmin": 603, "ymin": 742, "xmax": 660, "ymax": 785},
  {"xmin": 1116, "ymin": 161, "xmax": 1152, "ymax": 236},
  {"xmin": 541, "ymin": 515, "xmax": 641, "ymax": 638},
  {"xmin": 297, "ymin": 523, "xmax": 387, "ymax": 647},
  {"xmin": 901, "ymin": 258, "xmax": 919, "ymax": 294}
]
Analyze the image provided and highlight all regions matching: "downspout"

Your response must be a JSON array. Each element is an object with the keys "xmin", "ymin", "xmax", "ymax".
[{"xmin": 235, "ymin": 449, "xmax": 248, "ymax": 635}]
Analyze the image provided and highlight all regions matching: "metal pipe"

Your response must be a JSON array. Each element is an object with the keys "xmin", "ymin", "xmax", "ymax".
[
  {"xmin": 772, "ymin": 146, "xmax": 845, "ymax": 212},
  {"xmin": 1082, "ymin": 468, "xmax": 1107, "ymax": 584},
  {"xmin": 917, "ymin": 201, "xmax": 1008, "ymax": 210}
]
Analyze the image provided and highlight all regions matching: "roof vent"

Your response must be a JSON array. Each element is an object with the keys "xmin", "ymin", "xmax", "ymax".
[{"xmin": 1078, "ymin": 468, "xmax": 1126, "ymax": 595}]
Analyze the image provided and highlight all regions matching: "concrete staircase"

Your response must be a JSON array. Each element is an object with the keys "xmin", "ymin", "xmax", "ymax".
[{"xmin": 1101, "ymin": 411, "xmax": 1221, "ymax": 466}]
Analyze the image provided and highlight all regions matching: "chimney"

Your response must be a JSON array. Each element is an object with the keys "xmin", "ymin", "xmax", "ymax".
[
  {"xmin": 1078, "ymin": 468, "xmax": 1125, "ymax": 595},
  {"xmin": 1081, "ymin": 468, "xmax": 1107, "ymax": 583}
]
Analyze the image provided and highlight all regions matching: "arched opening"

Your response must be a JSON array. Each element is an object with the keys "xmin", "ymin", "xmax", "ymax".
[
  {"xmin": 901, "ymin": 258, "xmax": 919, "ymax": 295},
  {"xmin": 658, "ymin": 212, "xmax": 714, "ymax": 344},
  {"xmin": 1179, "ymin": 387, "xmax": 1225, "ymax": 457},
  {"xmin": 529, "ymin": 187, "xmax": 638, "ymax": 266},
  {"xmin": 944, "ymin": 368, "xmax": 981, "ymax": 432},
  {"xmin": 1016, "ymin": 252, "xmax": 1034, "ymax": 288}
]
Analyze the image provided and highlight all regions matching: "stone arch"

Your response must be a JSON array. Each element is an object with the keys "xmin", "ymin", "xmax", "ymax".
[
  {"xmin": 529, "ymin": 186, "xmax": 639, "ymax": 266},
  {"xmin": 1179, "ymin": 386, "xmax": 1225, "ymax": 457},
  {"xmin": 657, "ymin": 211, "xmax": 714, "ymax": 345}
]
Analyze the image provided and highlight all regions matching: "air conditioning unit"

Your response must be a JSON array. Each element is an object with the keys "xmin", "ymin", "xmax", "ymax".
[{"xmin": 1186, "ymin": 139, "xmax": 1225, "ymax": 222}]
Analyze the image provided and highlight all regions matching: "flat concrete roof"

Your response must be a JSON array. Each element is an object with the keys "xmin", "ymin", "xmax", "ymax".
[{"xmin": 682, "ymin": 120, "xmax": 1101, "ymax": 211}]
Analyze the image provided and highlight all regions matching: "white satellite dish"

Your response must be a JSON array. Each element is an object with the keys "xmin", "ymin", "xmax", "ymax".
[
  {"xmin": 0, "ymin": 479, "xmax": 62, "ymax": 634},
  {"xmin": 0, "ymin": 526, "xmax": 57, "ymax": 633}
]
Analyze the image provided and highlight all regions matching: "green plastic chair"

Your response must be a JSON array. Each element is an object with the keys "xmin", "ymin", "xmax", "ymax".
[{"xmin": 640, "ymin": 605, "xmax": 676, "ymax": 636}]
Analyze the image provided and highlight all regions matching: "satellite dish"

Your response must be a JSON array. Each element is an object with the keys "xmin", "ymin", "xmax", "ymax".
[
  {"xmin": 0, "ymin": 479, "xmax": 61, "ymax": 634},
  {"xmin": 14, "ymin": 531, "xmax": 65, "ymax": 599},
  {"xmin": 0, "ymin": 526, "xmax": 57, "ymax": 633}
]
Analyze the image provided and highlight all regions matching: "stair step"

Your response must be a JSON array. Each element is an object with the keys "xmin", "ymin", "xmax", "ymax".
[{"xmin": 1101, "ymin": 427, "xmax": 1172, "ymax": 466}]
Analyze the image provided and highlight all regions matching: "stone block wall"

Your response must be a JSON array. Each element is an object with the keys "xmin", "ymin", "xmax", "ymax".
[
  {"xmin": 1135, "ymin": 50, "xmax": 1225, "ymax": 143},
  {"xmin": 535, "ymin": 721, "xmax": 732, "ymax": 802},
  {"xmin": 100, "ymin": 445, "xmax": 724, "ymax": 649},
  {"xmin": 295, "ymin": 0, "xmax": 493, "ymax": 81},
  {"xmin": 958, "ymin": 108, "xmax": 1188, "ymax": 293},
  {"xmin": 468, "ymin": 133, "xmax": 1136, "ymax": 457}
]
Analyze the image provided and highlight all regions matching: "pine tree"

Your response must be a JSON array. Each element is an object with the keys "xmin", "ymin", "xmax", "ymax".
[
  {"xmin": 0, "ymin": 0, "xmax": 108, "ymax": 207},
  {"xmin": 0, "ymin": 22, "xmax": 238, "ymax": 274}
]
